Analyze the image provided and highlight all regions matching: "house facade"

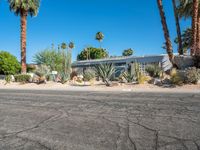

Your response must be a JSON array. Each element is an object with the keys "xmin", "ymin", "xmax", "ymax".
[{"xmin": 72, "ymin": 55, "xmax": 172, "ymax": 76}]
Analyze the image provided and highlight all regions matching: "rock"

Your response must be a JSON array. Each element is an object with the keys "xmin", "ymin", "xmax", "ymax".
[
  {"xmin": 153, "ymin": 78, "xmax": 162, "ymax": 86},
  {"xmin": 162, "ymin": 78, "xmax": 172, "ymax": 85}
]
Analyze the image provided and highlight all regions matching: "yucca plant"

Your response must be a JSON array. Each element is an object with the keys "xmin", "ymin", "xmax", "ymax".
[{"xmin": 94, "ymin": 63, "xmax": 115, "ymax": 86}]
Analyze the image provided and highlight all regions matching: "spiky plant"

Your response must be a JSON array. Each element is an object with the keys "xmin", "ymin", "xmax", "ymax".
[{"xmin": 94, "ymin": 63, "xmax": 115, "ymax": 86}]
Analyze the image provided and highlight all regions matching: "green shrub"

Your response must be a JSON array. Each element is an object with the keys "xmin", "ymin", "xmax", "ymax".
[
  {"xmin": 35, "ymin": 65, "xmax": 51, "ymax": 77},
  {"xmin": 5, "ymin": 75, "xmax": 12, "ymax": 84},
  {"xmin": 0, "ymin": 51, "xmax": 21, "ymax": 75},
  {"xmin": 145, "ymin": 64, "xmax": 162, "ymax": 78},
  {"xmin": 185, "ymin": 67, "xmax": 200, "ymax": 84},
  {"xmin": 14, "ymin": 74, "xmax": 31, "ymax": 83},
  {"xmin": 27, "ymin": 64, "xmax": 36, "ymax": 73},
  {"xmin": 83, "ymin": 70, "xmax": 95, "ymax": 81}
]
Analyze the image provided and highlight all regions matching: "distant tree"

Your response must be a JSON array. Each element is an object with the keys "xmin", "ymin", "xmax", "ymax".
[
  {"xmin": 0, "ymin": 51, "xmax": 21, "ymax": 75},
  {"xmin": 8, "ymin": 0, "xmax": 40, "ymax": 74},
  {"xmin": 77, "ymin": 47, "xmax": 108, "ymax": 60},
  {"xmin": 122, "ymin": 48, "xmax": 134, "ymax": 56},
  {"xmin": 61, "ymin": 43, "xmax": 67, "ymax": 50},
  {"xmin": 95, "ymin": 32, "xmax": 104, "ymax": 48},
  {"xmin": 69, "ymin": 42, "xmax": 75, "ymax": 49}
]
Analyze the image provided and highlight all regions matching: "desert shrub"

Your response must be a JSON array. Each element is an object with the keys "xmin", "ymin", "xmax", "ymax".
[
  {"xmin": 5, "ymin": 75, "xmax": 12, "ymax": 84},
  {"xmin": 185, "ymin": 67, "xmax": 200, "ymax": 84},
  {"xmin": 138, "ymin": 74, "xmax": 149, "ymax": 84},
  {"xmin": 70, "ymin": 71, "xmax": 78, "ymax": 79},
  {"xmin": 145, "ymin": 64, "xmax": 162, "ymax": 78},
  {"xmin": 94, "ymin": 63, "xmax": 115, "ymax": 86},
  {"xmin": 83, "ymin": 70, "xmax": 95, "ymax": 81},
  {"xmin": 35, "ymin": 65, "xmax": 51, "ymax": 77},
  {"xmin": 14, "ymin": 74, "xmax": 31, "ymax": 83},
  {"xmin": 170, "ymin": 68, "xmax": 185, "ymax": 85},
  {"xmin": 0, "ymin": 51, "xmax": 21, "ymax": 75}
]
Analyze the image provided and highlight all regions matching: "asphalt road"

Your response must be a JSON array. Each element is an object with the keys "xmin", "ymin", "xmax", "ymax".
[{"xmin": 0, "ymin": 90, "xmax": 200, "ymax": 150}]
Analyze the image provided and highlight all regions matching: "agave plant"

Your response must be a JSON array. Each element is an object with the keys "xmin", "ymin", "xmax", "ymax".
[
  {"xmin": 94, "ymin": 63, "xmax": 115, "ymax": 86},
  {"xmin": 121, "ymin": 71, "xmax": 136, "ymax": 83}
]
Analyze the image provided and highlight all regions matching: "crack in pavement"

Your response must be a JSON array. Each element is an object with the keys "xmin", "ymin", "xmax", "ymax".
[{"xmin": 0, "ymin": 111, "xmax": 62, "ymax": 141}]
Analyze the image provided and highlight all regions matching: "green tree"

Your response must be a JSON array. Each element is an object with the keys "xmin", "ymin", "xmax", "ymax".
[
  {"xmin": 77, "ymin": 47, "xmax": 108, "ymax": 60},
  {"xmin": 122, "ymin": 48, "xmax": 134, "ymax": 56},
  {"xmin": 0, "ymin": 51, "xmax": 21, "ymax": 75},
  {"xmin": 95, "ymin": 32, "xmax": 104, "ymax": 48},
  {"xmin": 8, "ymin": 0, "xmax": 40, "ymax": 74}
]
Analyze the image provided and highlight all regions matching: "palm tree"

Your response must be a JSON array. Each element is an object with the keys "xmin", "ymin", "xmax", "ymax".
[
  {"xmin": 177, "ymin": 0, "xmax": 200, "ymax": 56},
  {"xmin": 172, "ymin": 0, "xmax": 183, "ymax": 55},
  {"xmin": 191, "ymin": 0, "xmax": 199, "ymax": 55},
  {"xmin": 95, "ymin": 32, "xmax": 104, "ymax": 48},
  {"xmin": 157, "ymin": 0, "xmax": 174, "ymax": 62},
  {"xmin": 69, "ymin": 42, "xmax": 75, "ymax": 50},
  {"xmin": 8, "ymin": 0, "xmax": 40, "ymax": 74}
]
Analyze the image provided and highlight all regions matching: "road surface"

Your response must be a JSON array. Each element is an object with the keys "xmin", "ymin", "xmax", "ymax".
[{"xmin": 0, "ymin": 90, "xmax": 200, "ymax": 150}]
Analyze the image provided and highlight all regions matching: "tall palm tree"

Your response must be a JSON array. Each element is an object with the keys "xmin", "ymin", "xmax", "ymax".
[
  {"xmin": 172, "ymin": 0, "xmax": 183, "ymax": 55},
  {"xmin": 157, "ymin": 0, "xmax": 174, "ymax": 62},
  {"xmin": 177, "ymin": 0, "xmax": 200, "ymax": 55},
  {"xmin": 191, "ymin": 0, "xmax": 199, "ymax": 55},
  {"xmin": 95, "ymin": 32, "xmax": 104, "ymax": 48},
  {"xmin": 8, "ymin": 0, "xmax": 40, "ymax": 74},
  {"xmin": 69, "ymin": 42, "xmax": 75, "ymax": 50}
]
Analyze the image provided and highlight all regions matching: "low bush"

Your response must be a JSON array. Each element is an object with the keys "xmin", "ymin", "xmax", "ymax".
[
  {"xmin": 138, "ymin": 74, "xmax": 149, "ymax": 84},
  {"xmin": 70, "ymin": 71, "xmax": 78, "ymax": 80},
  {"xmin": 83, "ymin": 70, "xmax": 95, "ymax": 81},
  {"xmin": 145, "ymin": 64, "xmax": 162, "ymax": 78},
  {"xmin": 170, "ymin": 68, "xmax": 185, "ymax": 86},
  {"xmin": 5, "ymin": 75, "xmax": 12, "ymax": 84},
  {"xmin": 14, "ymin": 74, "xmax": 31, "ymax": 83},
  {"xmin": 185, "ymin": 67, "xmax": 200, "ymax": 84}
]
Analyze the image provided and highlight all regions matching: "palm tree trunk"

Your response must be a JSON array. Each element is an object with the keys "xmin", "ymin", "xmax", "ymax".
[
  {"xmin": 172, "ymin": 0, "xmax": 183, "ymax": 55},
  {"xmin": 157, "ymin": 0, "xmax": 174, "ymax": 62},
  {"xmin": 20, "ymin": 11, "xmax": 28, "ymax": 74},
  {"xmin": 196, "ymin": 16, "xmax": 200, "ymax": 56},
  {"xmin": 191, "ymin": 0, "xmax": 199, "ymax": 56}
]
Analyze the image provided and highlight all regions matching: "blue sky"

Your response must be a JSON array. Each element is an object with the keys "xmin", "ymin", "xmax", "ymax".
[{"xmin": 0, "ymin": 0, "xmax": 191, "ymax": 63}]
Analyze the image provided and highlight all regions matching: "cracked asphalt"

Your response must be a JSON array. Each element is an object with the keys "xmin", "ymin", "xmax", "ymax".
[{"xmin": 0, "ymin": 90, "xmax": 200, "ymax": 150}]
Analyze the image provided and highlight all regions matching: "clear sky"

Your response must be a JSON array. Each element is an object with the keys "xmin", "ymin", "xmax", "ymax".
[{"xmin": 0, "ymin": 0, "xmax": 191, "ymax": 63}]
